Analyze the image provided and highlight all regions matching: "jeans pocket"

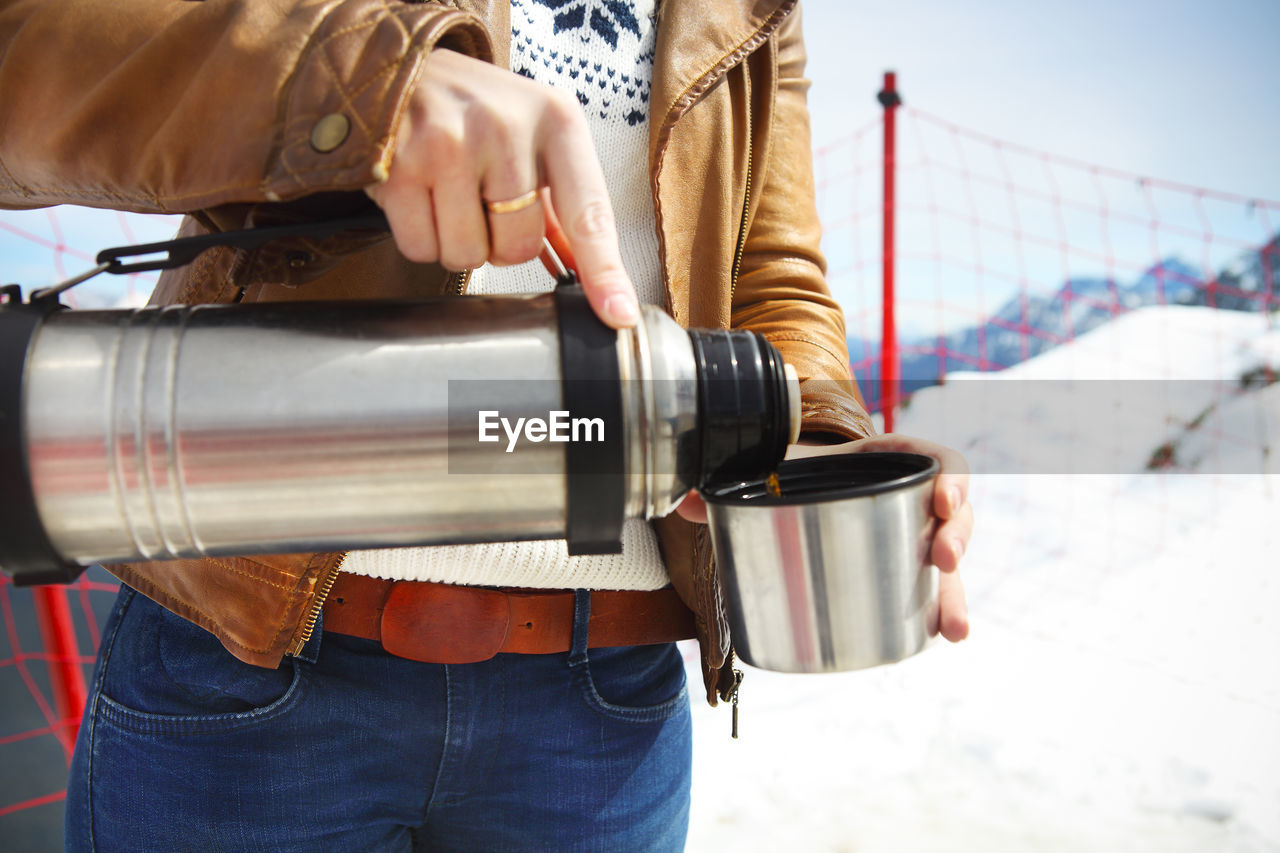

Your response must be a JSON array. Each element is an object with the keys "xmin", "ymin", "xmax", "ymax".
[
  {"xmin": 95, "ymin": 589, "xmax": 304, "ymax": 735},
  {"xmin": 574, "ymin": 642, "xmax": 688, "ymax": 724}
]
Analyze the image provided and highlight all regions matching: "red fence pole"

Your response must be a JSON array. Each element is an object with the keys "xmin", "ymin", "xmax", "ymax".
[
  {"xmin": 32, "ymin": 585, "xmax": 87, "ymax": 762},
  {"xmin": 878, "ymin": 71, "xmax": 901, "ymax": 433}
]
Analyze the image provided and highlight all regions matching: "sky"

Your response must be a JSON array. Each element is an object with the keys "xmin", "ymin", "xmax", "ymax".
[
  {"xmin": 802, "ymin": 0, "xmax": 1280, "ymax": 202},
  {"xmin": 800, "ymin": 0, "xmax": 1280, "ymax": 338}
]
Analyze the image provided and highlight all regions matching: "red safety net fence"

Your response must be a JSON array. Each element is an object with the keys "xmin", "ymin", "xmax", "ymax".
[
  {"xmin": 2, "ymin": 89, "xmax": 1278, "ymax": 842},
  {"xmin": 0, "ymin": 210, "xmax": 174, "ymax": 842},
  {"xmin": 814, "ymin": 105, "xmax": 1277, "ymax": 417}
]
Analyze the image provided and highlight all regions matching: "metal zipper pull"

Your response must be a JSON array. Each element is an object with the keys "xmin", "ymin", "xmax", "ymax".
[{"xmin": 729, "ymin": 667, "xmax": 744, "ymax": 739}]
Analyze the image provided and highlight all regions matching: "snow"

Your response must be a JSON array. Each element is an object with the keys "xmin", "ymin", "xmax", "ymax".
[
  {"xmin": 891, "ymin": 307, "xmax": 1280, "ymax": 476},
  {"xmin": 685, "ymin": 306, "xmax": 1280, "ymax": 852}
]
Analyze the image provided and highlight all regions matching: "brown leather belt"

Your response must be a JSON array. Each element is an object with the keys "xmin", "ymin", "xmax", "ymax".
[{"xmin": 322, "ymin": 573, "xmax": 697, "ymax": 664}]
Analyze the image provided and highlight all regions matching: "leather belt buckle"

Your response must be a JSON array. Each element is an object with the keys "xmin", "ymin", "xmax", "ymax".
[{"xmin": 379, "ymin": 581, "xmax": 510, "ymax": 664}]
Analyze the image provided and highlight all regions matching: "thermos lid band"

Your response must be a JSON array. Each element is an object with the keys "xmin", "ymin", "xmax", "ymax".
[
  {"xmin": 553, "ymin": 284, "xmax": 626, "ymax": 556},
  {"xmin": 0, "ymin": 289, "xmax": 84, "ymax": 585}
]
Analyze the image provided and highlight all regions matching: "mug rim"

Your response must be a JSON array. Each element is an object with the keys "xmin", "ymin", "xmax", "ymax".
[{"xmin": 702, "ymin": 451, "xmax": 939, "ymax": 507}]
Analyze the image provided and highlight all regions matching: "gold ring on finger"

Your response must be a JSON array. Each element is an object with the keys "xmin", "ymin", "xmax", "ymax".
[{"xmin": 484, "ymin": 188, "xmax": 541, "ymax": 215}]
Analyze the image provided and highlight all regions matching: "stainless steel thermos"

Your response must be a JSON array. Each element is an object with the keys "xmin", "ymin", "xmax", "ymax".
[{"xmin": 0, "ymin": 284, "xmax": 800, "ymax": 584}]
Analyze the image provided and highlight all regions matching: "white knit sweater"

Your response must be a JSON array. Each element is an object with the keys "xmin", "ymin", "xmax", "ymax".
[{"xmin": 343, "ymin": 0, "xmax": 668, "ymax": 589}]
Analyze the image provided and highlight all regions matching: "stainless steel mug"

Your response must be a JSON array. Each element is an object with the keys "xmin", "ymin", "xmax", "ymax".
[{"xmin": 704, "ymin": 452, "xmax": 941, "ymax": 673}]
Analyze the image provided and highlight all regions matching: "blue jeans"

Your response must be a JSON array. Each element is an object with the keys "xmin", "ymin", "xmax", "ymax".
[{"xmin": 66, "ymin": 587, "xmax": 691, "ymax": 852}]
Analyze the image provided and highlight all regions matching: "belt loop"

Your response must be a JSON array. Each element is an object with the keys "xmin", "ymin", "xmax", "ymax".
[
  {"xmin": 293, "ymin": 611, "xmax": 323, "ymax": 665},
  {"xmin": 568, "ymin": 589, "xmax": 591, "ymax": 666}
]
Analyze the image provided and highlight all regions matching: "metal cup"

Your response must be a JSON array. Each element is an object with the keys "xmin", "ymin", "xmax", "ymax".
[{"xmin": 704, "ymin": 452, "xmax": 941, "ymax": 673}]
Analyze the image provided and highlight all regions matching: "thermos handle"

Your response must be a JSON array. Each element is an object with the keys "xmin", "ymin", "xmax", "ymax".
[
  {"xmin": 33, "ymin": 207, "xmax": 577, "ymax": 304},
  {"xmin": 538, "ymin": 206, "xmax": 580, "ymax": 289}
]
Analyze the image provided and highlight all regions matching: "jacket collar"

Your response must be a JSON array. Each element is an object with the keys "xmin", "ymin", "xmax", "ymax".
[{"xmin": 649, "ymin": 0, "xmax": 792, "ymax": 157}]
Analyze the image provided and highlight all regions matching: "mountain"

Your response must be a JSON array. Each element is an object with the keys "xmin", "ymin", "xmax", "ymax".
[
  {"xmin": 852, "ymin": 235, "xmax": 1278, "ymax": 397},
  {"xmin": 1204, "ymin": 234, "xmax": 1280, "ymax": 312}
]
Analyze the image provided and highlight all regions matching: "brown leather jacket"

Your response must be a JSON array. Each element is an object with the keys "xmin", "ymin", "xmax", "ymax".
[{"xmin": 0, "ymin": 0, "xmax": 872, "ymax": 703}]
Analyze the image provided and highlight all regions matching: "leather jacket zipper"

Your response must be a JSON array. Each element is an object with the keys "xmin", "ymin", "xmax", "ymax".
[
  {"xmin": 450, "ymin": 268, "xmax": 472, "ymax": 295},
  {"xmin": 287, "ymin": 552, "xmax": 346, "ymax": 657},
  {"xmin": 646, "ymin": 4, "xmax": 790, "ymax": 716},
  {"xmin": 726, "ymin": 647, "xmax": 744, "ymax": 738},
  {"xmin": 650, "ymin": 0, "xmax": 794, "ymax": 319},
  {"xmin": 729, "ymin": 98, "xmax": 754, "ymax": 302}
]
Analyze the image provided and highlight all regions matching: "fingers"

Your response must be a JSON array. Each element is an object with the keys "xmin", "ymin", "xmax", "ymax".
[
  {"xmin": 366, "ymin": 50, "xmax": 636, "ymax": 326},
  {"xmin": 845, "ymin": 433, "xmax": 974, "ymax": 574},
  {"xmin": 938, "ymin": 569, "xmax": 969, "ymax": 642},
  {"xmin": 432, "ymin": 172, "xmax": 490, "ymax": 271},
  {"xmin": 367, "ymin": 180, "xmax": 439, "ymax": 264},
  {"xmin": 673, "ymin": 489, "xmax": 709, "ymax": 524},
  {"xmin": 485, "ymin": 195, "xmax": 545, "ymax": 266},
  {"xmin": 845, "ymin": 433, "xmax": 971, "ymax": 521},
  {"xmin": 933, "ymin": 464, "xmax": 969, "ymax": 523},
  {"xmin": 540, "ymin": 94, "xmax": 639, "ymax": 328},
  {"xmin": 930, "ymin": 499, "xmax": 974, "ymax": 573},
  {"xmin": 482, "ymin": 150, "xmax": 545, "ymax": 266}
]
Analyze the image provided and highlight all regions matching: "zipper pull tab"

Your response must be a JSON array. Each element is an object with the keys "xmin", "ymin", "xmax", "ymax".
[{"xmin": 729, "ymin": 667, "xmax": 744, "ymax": 739}]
